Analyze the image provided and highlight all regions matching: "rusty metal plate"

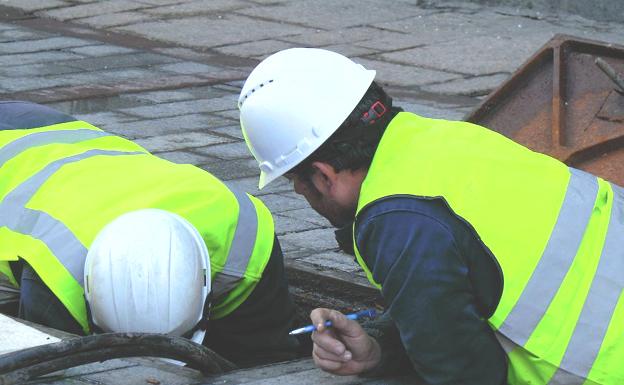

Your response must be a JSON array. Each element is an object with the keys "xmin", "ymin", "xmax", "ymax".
[{"xmin": 466, "ymin": 34, "xmax": 624, "ymax": 186}]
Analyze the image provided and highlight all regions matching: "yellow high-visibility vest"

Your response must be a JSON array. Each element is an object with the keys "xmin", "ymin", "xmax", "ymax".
[
  {"xmin": 354, "ymin": 112, "xmax": 624, "ymax": 384},
  {"xmin": 0, "ymin": 120, "xmax": 274, "ymax": 333}
]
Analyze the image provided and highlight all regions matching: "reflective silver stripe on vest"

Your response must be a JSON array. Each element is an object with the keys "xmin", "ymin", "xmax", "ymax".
[
  {"xmin": 0, "ymin": 129, "xmax": 111, "ymax": 169},
  {"xmin": 210, "ymin": 187, "xmax": 258, "ymax": 299},
  {"xmin": 494, "ymin": 331, "xmax": 516, "ymax": 355},
  {"xmin": 494, "ymin": 332, "xmax": 586, "ymax": 384},
  {"xmin": 0, "ymin": 149, "xmax": 144, "ymax": 285},
  {"xmin": 500, "ymin": 168, "xmax": 599, "ymax": 345},
  {"xmin": 548, "ymin": 182, "xmax": 624, "ymax": 384}
]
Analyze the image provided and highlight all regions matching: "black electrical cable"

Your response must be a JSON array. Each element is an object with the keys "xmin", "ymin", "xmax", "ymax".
[{"xmin": 0, "ymin": 333, "xmax": 237, "ymax": 385}]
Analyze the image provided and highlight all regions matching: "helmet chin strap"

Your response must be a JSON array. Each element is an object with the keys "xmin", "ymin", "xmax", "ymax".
[
  {"xmin": 190, "ymin": 328, "xmax": 207, "ymax": 344},
  {"xmin": 187, "ymin": 291, "xmax": 213, "ymax": 344}
]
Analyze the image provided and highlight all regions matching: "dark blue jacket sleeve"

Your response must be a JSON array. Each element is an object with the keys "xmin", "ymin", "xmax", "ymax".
[
  {"xmin": 355, "ymin": 197, "xmax": 506, "ymax": 385},
  {"xmin": 0, "ymin": 101, "xmax": 76, "ymax": 130}
]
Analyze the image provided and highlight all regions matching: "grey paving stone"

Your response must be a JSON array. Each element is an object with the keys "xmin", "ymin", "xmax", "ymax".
[
  {"xmin": 99, "ymin": 114, "xmax": 234, "ymax": 139},
  {"xmin": 98, "ymin": 67, "xmax": 171, "ymax": 82},
  {"xmin": 0, "ymin": 28, "xmax": 51, "ymax": 43},
  {"xmin": 421, "ymin": 73, "xmax": 510, "ymax": 96},
  {"xmin": 552, "ymin": 12, "xmax": 624, "ymax": 35},
  {"xmin": 354, "ymin": 33, "xmax": 430, "ymax": 52},
  {"xmin": 454, "ymin": 8, "xmax": 584, "ymax": 38},
  {"xmin": 190, "ymin": 141, "xmax": 251, "ymax": 160},
  {"xmin": 380, "ymin": 34, "xmax": 550, "ymax": 75},
  {"xmin": 155, "ymin": 61, "xmax": 226, "ymax": 75},
  {"xmin": 211, "ymin": 109, "xmax": 239, "ymax": 121},
  {"xmin": 120, "ymin": 97, "xmax": 236, "ymax": 119},
  {"xmin": 257, "ymin": 193, "xmax": 310, "ymax": 214},
  {"xmin": 0, "ymin": 23, "xmax": 15, "ymax": 32},
  {"xmin": 208, "ymin": 124, "xmax": 245, "ymax": 140},
  {"xmin": 67, "ymin": 44, "xmax": 137, "ymax": 57},
  {"xmin": 62, "ymin": 52, "xmax": 178, "ymax": 71},
  {"xmin": 393, "ymin": 99, "xmax": 474, "ymax": 121},
  {"xmin": 0, "ymin": 76, "xmax": 72, "ymax": 92},
  {"xmin": 1, "ymin": 36, "xmax": 93, "ymax": 54},
  {"xmin": 279, "ymin": 207, "xmax": 331, "ymax": 227},
  {"xmin": 280, "ymin": 26, "xmax": 407, "ymax": 47},
  {"xmin": 152, "ymin": 47, "xmax": 216, "ymax": 62},
  {"xmin": 199, "ymin": 157, "xmax": 259, "ymax": 180},
  {"xmin": 225, "ymin": 175, "xmax": 292, "ymax": 196},
  {"xmin": 212, "ymin": 83, "xmax": 243, "ymax": 94},
  {"xmin": 214, "ymin": 39, "xmax": 298, "ymax": 59},
  {"xmin": 354, "ymin": 57, "xmax": 461, "ymax": 87},
  {"xmin": 48, "ymin": 95, "xmax": 152, "ymax": 115},
  {"xmin": 70, "ymin": 111, "xmax": 140, "ymax": 126},
  {"xmin": 188, "ymin": 85, "xmax": 236, "ymax": 99},
  {"xmin": 38, "ymin": 0, "xmax": 150, "ymax": 20},
  {"xmin": 316, "ymin": 43, "xmax": 377, "ymax": 58},
  {"xmin": 284, "ymin": 248, "xmax": 323, "ymax": 261},
  {"xmin": 299, "ymin": 251, "xmax": 362, "ymax": 273},
  {"xmin": 279, "ymin": 228, "xmax": 338, "ymax": 253},
  {"xmin": 135, "ymin": 131, "xmax": 233, "ymax": 153},
  {"xmin": 38, "ymin": 71, "xmax": 113, "ymax": 88},
  {"xmin": 0, "ymin": 62, "xmax": 82, "ymax": 77},
  {"xmin": 236, "ymin": 0, "xmax": 426, "ymax": 30},
  {"xmin": 142, "ymin": 0, "xmax": 248, "ymax": 16},
  {"xmin": 0, "ymin": 0, "xmax": 66, "ymax": 12},
  {"xmin": 2, "ymin": 69, "xmax": 158, "ymax": 93},
  {"xmin": 195, "ymin": 94, "xmax": 239, "ymax": 112},
  {"xmin": 272, "ymin": 214, "xmax": 324, "ymax": 235},
  {"xmin": 155, "ymin": 150, "xmax": 214, "ymax": 165},
  {"xmin": 75, "ymin": 12, "xmax": 154, "ymax": 28},
  {"xmin": 131, "ymin": 85, "xmax": 230, "ymax": 105},
  {"xmin": 279, "ymin": 191, "xmax": 307, "ymax": 201},
  {"xmin": 133, "ymin": 0, "xmax": 182, "ymax": 4},
  {"xmin": 114, "ymin": 15, "xmax": 315, "ymax": 48},
  {"xmin": 371, "ymin": 12, "xmax": 494, "ymax": 45},
  {"xmin": 128, "ymin": 89, "xmax": 196, "ymax": 103},
  {"xmin": 223, "ymin": 80, "xmax": 245, "ymax": 89}
]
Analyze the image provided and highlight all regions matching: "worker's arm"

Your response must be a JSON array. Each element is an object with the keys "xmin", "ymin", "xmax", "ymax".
[
  {"xmin": 0, "ymin": 101, "xmax": 75, "ymax": 130},
  {"xmin": 354, "ymin": 196, "xmax": 506, "ymax": 385},
  {"xmin": 202, "ymin": 236, "xmax": 301, "ymax": 368}
]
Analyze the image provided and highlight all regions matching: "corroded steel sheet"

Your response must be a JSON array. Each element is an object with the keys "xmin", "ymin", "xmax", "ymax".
[{"xmin": 466, "ymin": 34, "xmax": 624, "ymax": 186}]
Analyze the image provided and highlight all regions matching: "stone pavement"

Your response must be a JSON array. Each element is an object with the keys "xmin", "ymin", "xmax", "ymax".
[{"xmin": 1, "ymin": 0, "xmax": 623, "ymax": 306}]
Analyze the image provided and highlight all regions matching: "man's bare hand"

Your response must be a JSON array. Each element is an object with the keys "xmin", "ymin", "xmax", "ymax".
[{"xmin": 310, "ymin": 308, "xmax": 381, "ymax": 376}]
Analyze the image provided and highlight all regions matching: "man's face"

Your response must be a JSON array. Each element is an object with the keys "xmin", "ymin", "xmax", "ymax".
[{"xmin": 287, "ymin": 172, "xmax": 356, "ymax": 228}]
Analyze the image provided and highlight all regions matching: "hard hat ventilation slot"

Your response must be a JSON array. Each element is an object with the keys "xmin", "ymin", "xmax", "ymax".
[{"xmin": 239, "ymin": 79, "xmax": 274, "ymax": 108}]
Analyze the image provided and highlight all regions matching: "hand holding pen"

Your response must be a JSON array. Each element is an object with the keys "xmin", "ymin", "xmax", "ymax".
[
  {"xmin": 306, "ymin": 308, "xmax": 382, "ymax": 376},
  {"xmin": 289, "ymin": 309, "xmax": 377, "ymax": 335}
]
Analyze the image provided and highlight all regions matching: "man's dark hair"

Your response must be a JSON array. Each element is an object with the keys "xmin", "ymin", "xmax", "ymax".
[{"xmin": 290, "ymin": 81, "xmax": 402, "ymax": 179}]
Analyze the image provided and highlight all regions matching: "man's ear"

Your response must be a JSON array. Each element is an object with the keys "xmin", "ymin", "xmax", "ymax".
[{"xmin": 310, "ymin": 161, "xmax": 339, "ymax": 195}]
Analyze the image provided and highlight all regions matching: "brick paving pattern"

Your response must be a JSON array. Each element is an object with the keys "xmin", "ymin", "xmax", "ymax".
[{"xmin": 1, "ymin": 0, "xmax": 623, "ymax": 292}]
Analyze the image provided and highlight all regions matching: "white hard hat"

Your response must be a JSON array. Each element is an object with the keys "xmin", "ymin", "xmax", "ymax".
[
  {"xmin": 239, "ymin": 48, "xmax": 376, "ymax": 188},
  {"xmin": 84, "ymin": 209, "xmax": 210, "ymax": 344}
]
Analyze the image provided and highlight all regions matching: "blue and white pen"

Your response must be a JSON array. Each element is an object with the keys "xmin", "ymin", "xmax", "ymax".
[{"xmin": 289, "ymin": 309, "xmax": 377, "ymax": 335}]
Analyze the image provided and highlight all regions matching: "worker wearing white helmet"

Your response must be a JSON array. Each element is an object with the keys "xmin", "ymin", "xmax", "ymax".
[
  {"xmin": 239, "ymin": 48, "xmax": 624, "ymax": 384},
  {"xmin": 0, "ymin": 101, "xmax": 300, "ymax": 367},
  {"xmin": 84, "ymin": 208, "xmax": 211, "ymax": 344}
]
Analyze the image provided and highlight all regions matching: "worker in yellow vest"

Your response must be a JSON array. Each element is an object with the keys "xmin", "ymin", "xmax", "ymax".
[
  {"xmin": 0, "ymin": 101, "xmax": 300, "ymax": 367},
  {"xmin": 238, "ymin": 48, "xmax": 624, "ymax": 384}
]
